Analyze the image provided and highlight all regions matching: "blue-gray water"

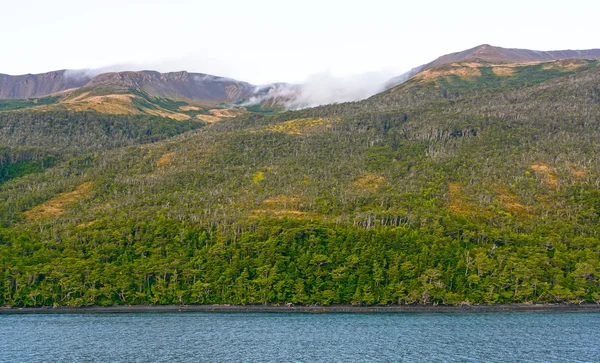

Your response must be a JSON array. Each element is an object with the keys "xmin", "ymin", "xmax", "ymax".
[{"xmin": 1, "ymin": 312, "xmax": 599, "ymax": 362}]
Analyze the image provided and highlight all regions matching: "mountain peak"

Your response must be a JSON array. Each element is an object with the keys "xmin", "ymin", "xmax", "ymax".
[
  {"xmin": 429, "ymin": 44, "xmax": 600, "ymax": 67},
  {"xmin": 385, "ymin": 44, "xmax": 600, "ymax": 89}
]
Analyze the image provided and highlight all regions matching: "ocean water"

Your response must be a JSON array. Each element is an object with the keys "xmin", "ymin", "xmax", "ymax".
[{"xmin": 1, "ymin": 312, "xmax": 599, "ymax": 362}]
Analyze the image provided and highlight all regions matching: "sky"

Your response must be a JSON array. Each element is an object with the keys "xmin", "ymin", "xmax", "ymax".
[{"xmin": 1, "ymin": 0, "xmax": 599, "ymax": 84}]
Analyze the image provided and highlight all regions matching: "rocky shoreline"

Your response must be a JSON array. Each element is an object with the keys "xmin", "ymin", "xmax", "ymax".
[{"xmin": 2, "ymin": 303, "xmax": 600, "ymax": 314}]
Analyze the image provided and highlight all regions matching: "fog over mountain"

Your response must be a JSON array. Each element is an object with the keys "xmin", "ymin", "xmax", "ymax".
[{"xmin": 2, "ymin": 45, "xmax": 600, "ymax": 109}]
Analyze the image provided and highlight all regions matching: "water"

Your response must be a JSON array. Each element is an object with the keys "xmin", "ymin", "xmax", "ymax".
[{"xmin": 1, "ymin": 312, "xmax": 599, "ymax": 362}]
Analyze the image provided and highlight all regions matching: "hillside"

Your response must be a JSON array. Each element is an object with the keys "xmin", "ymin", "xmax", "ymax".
[
  {"xmin": 1, "ymin": 54, "xmax": 600, "ymax": 307},
  {"xmin": 386, "ymin": 44, "xmax": 600, "ymax": 88},
  {"xmin": 0, "ymin": 110, "xmax": 205, "ymax": 186},
  {"xmin": 428, "ymin": 44, "xmax": 600, "ymax": 66}
]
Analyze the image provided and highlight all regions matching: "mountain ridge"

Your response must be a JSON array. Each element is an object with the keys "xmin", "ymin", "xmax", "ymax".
[
  {"xmin": 4, "ymin": 44, "xmax": 600, "ymax": 107},
  {"xmin": 0, "ymin": 70, "xmax": 91, "ymax": 99},
  {"xmin": 386, "ymin": 44, "xmax": 600, "ymax": 88}
]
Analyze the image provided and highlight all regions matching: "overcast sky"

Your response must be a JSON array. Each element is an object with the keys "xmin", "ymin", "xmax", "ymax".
[{"xmin": 1, "ymin": 0, "xmax": 599, "ymax": 84}]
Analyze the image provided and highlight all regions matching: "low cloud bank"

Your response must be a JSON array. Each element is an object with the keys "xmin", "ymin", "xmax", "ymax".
[
  {"xmin": 63, "ymin": 65, "xmax": 411, "ymax": 109},
  {"xmin": 246, "ymin": 69, "xmax": 406, "ymax": 109}
]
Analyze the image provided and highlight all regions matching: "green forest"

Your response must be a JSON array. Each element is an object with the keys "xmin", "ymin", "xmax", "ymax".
[{"xmin": 1, "ymin": 60, "xmax": 600, "ymax": 307}]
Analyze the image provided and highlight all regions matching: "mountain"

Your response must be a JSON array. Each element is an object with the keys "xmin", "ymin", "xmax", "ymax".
[
  {"xmin": 1, "ymin": 46, "xmax": 600, "ymax": 308},
  {"xmin": 79, "ymin": 71, "xmax": 257, "ymax": 105},
  {"xmin": 0, "ymin": 69, "xmax": 296, "ymax": 118},
  {"xmin": 386, "ymin": 44, "xmax": 600, "ymax": 88},
  {"xmin": 5, "ymin": 44, "xmax": 599, "ymax": 114},
  {"xmin": 426, "ymin": 43, "xmax": 600, "ymax": 66},
  {"xmin": 0, "ymin": 70, "xmax": 91, "ymax": 99}
]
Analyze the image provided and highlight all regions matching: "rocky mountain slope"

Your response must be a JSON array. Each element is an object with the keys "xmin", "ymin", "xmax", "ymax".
[
  {"xmin": 79, "ymin": 71, "xmax": 257, "ymax": 105},
  {"xmin": 0, "ymin": 70, "xmax": 91, "ymax": 99}
]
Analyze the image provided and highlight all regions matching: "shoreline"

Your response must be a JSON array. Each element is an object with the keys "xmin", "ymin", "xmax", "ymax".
[{"xmin": 2, "ymin": 303, "xmax": 600, "ymax": 314}]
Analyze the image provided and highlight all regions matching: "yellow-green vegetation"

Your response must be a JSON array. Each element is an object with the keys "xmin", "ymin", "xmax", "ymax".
[
  {"xmin": 264, "ymin": 118, "xmax": 334, "ymax": 135},
  {"xmin": 252, "ymin": 171, "xmax": 265, "ymax": 183},
  {"xmin": 250, "ymin": 195, "xmax": 321, "ymax": 220},
  {"xmin": 352, "ymin": 173, "xmax": 384, "ymax": 191}
]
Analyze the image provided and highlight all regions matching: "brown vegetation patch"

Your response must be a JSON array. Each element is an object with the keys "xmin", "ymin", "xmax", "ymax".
[
  {"xmin": 568, "ymin": 162, "xmax": 586, "ymax": 177},
  {"xmin": 418, "ymin": 64, "xmax": 482, "ymax": 82},
  {"xmin": 145, "ymin": 109, "xmax": 190, "ymax": 121},
  {"xmin": 265, "ymin": 118, "xmax": 332, "ymax": 135},
  {"xmin": 352, "ymin": 173, "xmax": 385, "ymax": 191},
  {"xmin": 461, "ymin": 62, "xmax": 484, "ymax": 68},
  {"xmin": 531, "ymin": 164, "xmax": 558, "ymax": 187},
  {"xmin": 448, "ymin": 182, "xmax": 467, "ymax": 215},
  {"xmin": 62, "ymin": 94, "xmax": 137, "ymax": 114},
  {"xmin": 491, "ymin": 67, "xmax": 515, "ymax": 76},
  {"xmin": 179, "ymin": 105, "xmax": 200, "ymax": 111},
  {"xmin": 251, "ymin": 195, "xmax": 317, "ymax": 220},
  {"xmin": 448, "ymin": 182, "xmax": 490, "ymax": 217},
  {"xmin": 263, "ymin": 195, "xmax": 302, "ymax": 208},
  {"xmin": 24, "ymin": 182, "xmax": 93, "ymax": 220},
  {"xmin": 555, "ymin": 59, "xmax": 588, "ymax": 70},
  {"xmin": 196, "ymin": 114, "xmax": 221, "ymax": 123},
  {"xmin": 209, "ymin": 107, "xmax": 247, "ymax": 118},
  {"xmin": 494, "ymin": 185, "xmax": 527, "ymax": 215},
  {"xmin": 250, "ymin": 209, "xmax": 321, "ymax": 220},
  {"xmin": 156, "ymin": 152, "xmax": 175, "ymax": 167},
  {"xmin": 61, "ymin": 93, "xmax": 190, "ymax": 120}
]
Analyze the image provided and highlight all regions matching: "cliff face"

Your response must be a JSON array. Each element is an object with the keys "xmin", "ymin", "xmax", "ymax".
[{"xmin": 0, "ymin": 70, "xmax": 91, "ymax": 99}]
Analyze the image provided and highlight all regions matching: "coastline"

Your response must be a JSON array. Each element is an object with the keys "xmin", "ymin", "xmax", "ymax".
[{"xmin": 2, "ymin": 303, "xmax": 600, "ymax": 314}]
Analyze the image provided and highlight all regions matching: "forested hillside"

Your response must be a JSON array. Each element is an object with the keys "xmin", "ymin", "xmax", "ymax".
[
  {"xmin": 0, "ymin": 110, "xmax": 205, "ymax": 184},
  {"xmin": 1, "ymin": 59, "xmax": 600, "ymax": 307}
]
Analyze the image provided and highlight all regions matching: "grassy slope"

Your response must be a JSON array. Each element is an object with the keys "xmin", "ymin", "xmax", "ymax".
[{"xmin": 1, "ymin": 60, "xmax": 600, "ymax": 307}]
